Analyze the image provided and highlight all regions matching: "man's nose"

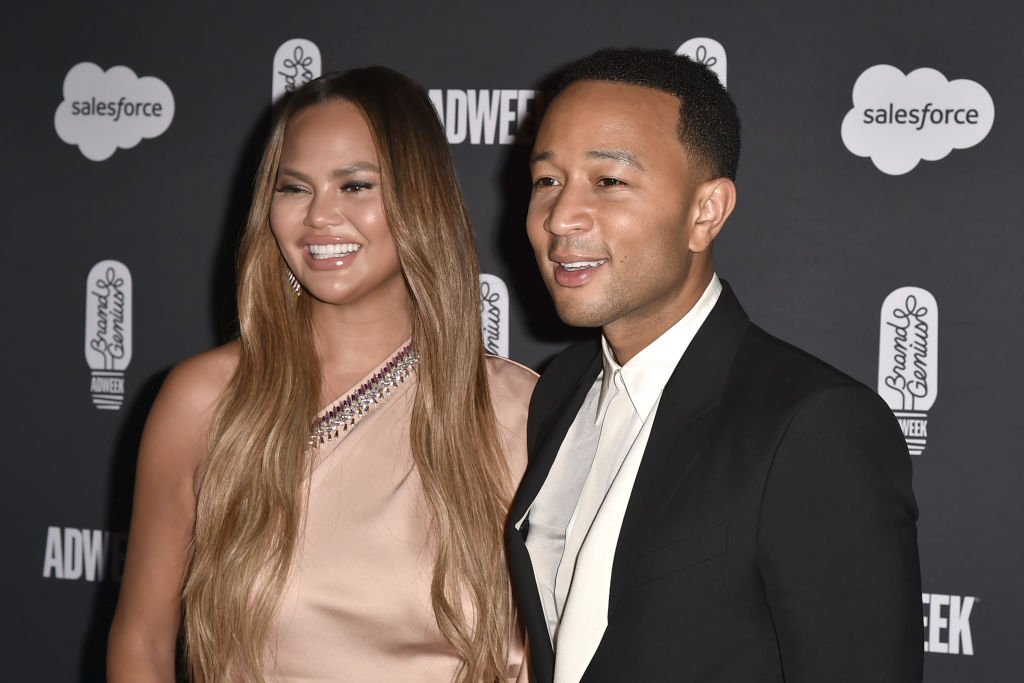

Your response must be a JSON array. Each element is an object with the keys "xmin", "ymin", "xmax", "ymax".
[{"xmin": 545, "ymin": 183, "xmax": 593, "ymax": 236}]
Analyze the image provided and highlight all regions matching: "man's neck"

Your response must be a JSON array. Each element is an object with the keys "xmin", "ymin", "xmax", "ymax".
[{"xmin": 604, "ymin": 270, "xmax": 715, "ymax": 364}]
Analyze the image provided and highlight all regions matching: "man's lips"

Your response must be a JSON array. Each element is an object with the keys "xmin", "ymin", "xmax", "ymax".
[
  {"xmin": 550, "ymin": 252, "xmax": 609, "ymax": 269},
  {"xmin": 556, "ymin": 258, "xmax": 608, "ymax": 272},
  {"xmin": 550, "ymin": 256, "xmax": 608, "ymax": 287}
]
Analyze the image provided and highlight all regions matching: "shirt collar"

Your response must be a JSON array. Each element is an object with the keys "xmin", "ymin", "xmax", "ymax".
[{"xmin": 597, "ymin": 274, "xmax": 723, "ymax": 421}]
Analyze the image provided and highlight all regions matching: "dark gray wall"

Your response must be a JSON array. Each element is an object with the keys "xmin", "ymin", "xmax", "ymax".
[{"xmin": 3, "ymin": 2, "xmax": 1019, "ymax": 680}]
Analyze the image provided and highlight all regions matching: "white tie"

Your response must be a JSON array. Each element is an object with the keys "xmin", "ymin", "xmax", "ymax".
[{"xmin": 553, "ymin": 370, "xmax": 636, "ymax": 638}]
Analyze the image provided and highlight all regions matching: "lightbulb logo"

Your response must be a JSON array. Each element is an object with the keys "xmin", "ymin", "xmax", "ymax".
[
  {"xmin": 878, "ymin": 287, "xmax": 937, "ymax": 455},
  {"xmin": 842, "ymin": 65, "xmax": 994, "ymax": 175},
  {"xmin": 272, "ymin": 38, "xmax": 322, "ymax": 102},
  {"xmin": 676, "ymin": 38, "xmax": 727, "ymax": 87},
  {"xmin": 54, "ymin": 62, "xmax": 175, "ymax": 162},
  {"xmin": 480, "ymin": 274, "xmax": 509, "ymax": 357},
  {"xmin": 85, "ymin": 260, "xmax": 133, "ymax": 410}
]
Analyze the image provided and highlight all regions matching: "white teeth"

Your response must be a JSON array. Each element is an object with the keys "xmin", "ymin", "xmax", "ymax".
[
  {"xmin": 309, "ymin": 243, "xmax": 361, "ymax": 259},
  {"xmin": 560, "ymin": 259, "xmax": 607, "ymax": 271}
]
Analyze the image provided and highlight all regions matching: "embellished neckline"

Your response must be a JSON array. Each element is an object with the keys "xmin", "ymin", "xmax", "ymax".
[{"xmin": 308, "ymin": 343, "xmax": 419, "ymax": 448}]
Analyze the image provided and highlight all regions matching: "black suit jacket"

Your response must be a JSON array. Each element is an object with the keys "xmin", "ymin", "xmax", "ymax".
[{"xmin": 506, "ymin": 283, "xmax": 922, "ymax": 682}]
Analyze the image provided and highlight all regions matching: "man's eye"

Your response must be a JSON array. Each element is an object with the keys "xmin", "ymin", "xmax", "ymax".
[
  {"xmin": 533, "ymin": 177, "xmax": 558, "ymax": 188},
  {"xmin": 597, "ymin": 177, "xmax": 626, "ymax": 187}
]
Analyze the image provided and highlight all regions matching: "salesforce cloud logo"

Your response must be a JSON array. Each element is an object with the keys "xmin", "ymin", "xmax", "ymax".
[
  {"xmin": 841, "ymin": 65, "xmax": 993, "ymax": 175},
  {"xmin": 54, "ymin": 62, "xmax": 175, "ymax": 162}
]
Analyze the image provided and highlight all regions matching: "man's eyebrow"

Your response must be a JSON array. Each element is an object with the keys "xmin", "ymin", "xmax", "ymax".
[
  {"xmin": 587, "ymin": 149, "xmax": 645, "ymax": 171},
  {"xmin": 529, "ymin": 150, "xmax": 552, "ymax": 165},
  {"xmin": 528, "ymin": 149, "xmax": 645, "ymax": 171}
]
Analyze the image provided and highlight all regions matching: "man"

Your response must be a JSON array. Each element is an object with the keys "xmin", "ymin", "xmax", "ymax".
[{"xmin": 506, "ymin": 48, "xmax": 922, "ymax": 682}]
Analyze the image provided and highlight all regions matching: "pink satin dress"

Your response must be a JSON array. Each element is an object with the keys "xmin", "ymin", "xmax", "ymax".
[{"xmin": 260, "ymin": 348, "xmax": 536, "ymax": 682}]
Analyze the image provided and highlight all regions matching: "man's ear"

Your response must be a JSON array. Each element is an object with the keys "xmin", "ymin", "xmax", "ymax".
[{"xmin": 689, "ymin": 177, "xmax": 736, "ymax": 253}]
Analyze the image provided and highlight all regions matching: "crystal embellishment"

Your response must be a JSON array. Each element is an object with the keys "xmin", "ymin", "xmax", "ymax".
[{"xmin": 308, "ymin": 343, "xmax": 419, "ymax": 448}]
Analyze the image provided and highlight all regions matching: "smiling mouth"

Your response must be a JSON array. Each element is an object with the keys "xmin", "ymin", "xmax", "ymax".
[
  {"xmin": 309, "ymin": 243, "xmax": 361, "ymax": 260},
  {"xmin": 558, "ymin": 259, "xmax": 608, "ymax": 271}
]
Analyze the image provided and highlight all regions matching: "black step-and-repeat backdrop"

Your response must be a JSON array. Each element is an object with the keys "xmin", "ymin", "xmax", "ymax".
[{"xmin": 3, "ymin": 2, "xmax": 1021, "ymax": 681}]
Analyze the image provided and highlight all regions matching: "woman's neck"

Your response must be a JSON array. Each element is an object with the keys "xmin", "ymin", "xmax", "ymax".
[{"xmin": 311, "ymin": 298, "xmax": 414, "ymax": 405}]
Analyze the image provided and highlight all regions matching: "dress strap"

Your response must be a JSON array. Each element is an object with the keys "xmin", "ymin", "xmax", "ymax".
[{"xmin": 307, "ymin": 343, "xmax": 419, "ymax": 449}]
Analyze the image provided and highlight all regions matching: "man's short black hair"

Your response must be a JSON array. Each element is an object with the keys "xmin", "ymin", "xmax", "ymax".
[{"xmin": 558, "ymin": 47, "xmax": 740, "ymax": 181}]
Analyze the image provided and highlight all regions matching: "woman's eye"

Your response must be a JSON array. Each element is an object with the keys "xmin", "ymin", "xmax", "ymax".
[
  {"xmin": 274, "ymin": 185, "xmax": 307, "ymax": 194},
  {"xmin": 342, "ymin": 181, "xmax": 374, "ymax": 192}
]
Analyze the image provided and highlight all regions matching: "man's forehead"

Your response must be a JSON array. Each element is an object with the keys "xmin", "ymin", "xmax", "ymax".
[
  {"xmin": 543, "ymin": 81, "xmax": 679, "ymax": 133},
  {"xmin": 534, "ymin": 83, "xmax": 683, "ymax": 164},
  {"xmin": 555, "ymin": 79, "xmax": 680, "ymax": 113}
]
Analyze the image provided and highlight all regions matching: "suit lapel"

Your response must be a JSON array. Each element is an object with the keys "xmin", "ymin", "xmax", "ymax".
[
  {"xmin": 507, "ymin": 341, "xmax": 602, "ymax": 683},
  {"xmin": 608, "ymin": 284, "xmax": 750, "ymax": 611},
  {"xmin": 510, "ymin": 342, "xmax": 602, "ymax": 526}
]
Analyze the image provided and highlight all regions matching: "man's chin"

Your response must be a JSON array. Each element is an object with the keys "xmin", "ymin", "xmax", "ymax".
[{"xmin": 552, "ymin": 300, "xmax": 612, "ymax": 329}]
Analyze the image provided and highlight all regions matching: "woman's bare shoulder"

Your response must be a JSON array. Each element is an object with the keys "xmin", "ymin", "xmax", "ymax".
[
  {"xmin": 484, "ymin": 356, "xmax": 538, "ymax": 483},
  {"xmin": 142, "ymin": 342, "xmax": 240, "ymax": 467},
  {"xmin": 484, "ymin": 355, "xmax": 539, "ymax": 404},
  {"xmin": 161, "ymin": 341, "xmax": 240, "ymax": 411}
]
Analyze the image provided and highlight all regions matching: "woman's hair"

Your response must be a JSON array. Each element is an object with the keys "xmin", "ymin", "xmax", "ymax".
[{"xmin": 182, "ymin": 67, "xmax": 514, "ymax": 682}]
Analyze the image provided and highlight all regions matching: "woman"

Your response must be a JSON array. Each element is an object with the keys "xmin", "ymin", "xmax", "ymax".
[{"xmin": 108, "ymin": 67, "xmax": 536, "ymax": 682}]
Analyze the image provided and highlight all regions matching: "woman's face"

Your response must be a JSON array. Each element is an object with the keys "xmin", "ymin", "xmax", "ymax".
[{"xmin": 270, "ymin": 99, "xmax": 406, "ymax": 312}]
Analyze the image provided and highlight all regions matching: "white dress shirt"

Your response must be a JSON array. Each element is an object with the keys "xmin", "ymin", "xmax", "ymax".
[{"xmin": 521, "ymin": 274, "xmax": 722, "ymax": 677}]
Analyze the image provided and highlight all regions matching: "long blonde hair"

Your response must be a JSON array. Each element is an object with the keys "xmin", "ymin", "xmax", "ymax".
[{"xmin": 183, "ymin": 67, "xmax": 515, "ymax": 682}]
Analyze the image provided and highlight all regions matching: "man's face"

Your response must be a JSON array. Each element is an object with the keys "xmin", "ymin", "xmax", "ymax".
[{"xmin": 527, "ymin": 80, "xmax": 705, "ymax": 341}]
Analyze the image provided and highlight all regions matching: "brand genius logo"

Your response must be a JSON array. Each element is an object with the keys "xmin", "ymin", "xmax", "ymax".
[
  {"xmin": 272, "ymin": 38, "xmax": 322, "ymax": 102},
  {"xmin": 878, "ymin": 287, "xmax": 937, "ymax": 455},
  {"xmin": 54, "ymin": 62, "xmax": 175, "ymax": 161},
  {"xmin": 85, "ymin": 260, "xmax": 133, "ymax": 410},
  {"xmin": 841, "ymin": 65, "xmax": 993, "ymax": 175},
  {"xmin": 479, "ymin": 274, "xmax": 509, "ymax": 357},
  {"xmin": 676, "ymin": 37, "xmax": 727, "ymax": 88}
]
